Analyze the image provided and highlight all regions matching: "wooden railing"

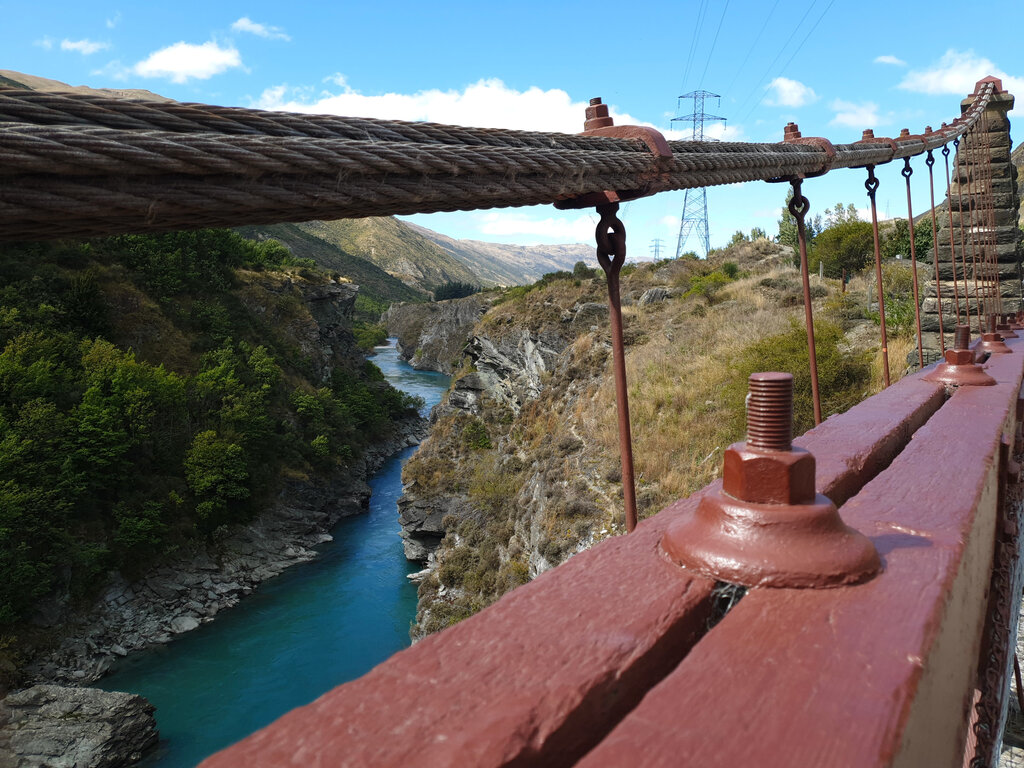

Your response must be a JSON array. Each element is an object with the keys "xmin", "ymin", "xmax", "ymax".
[{"xmin": 199, "ymin": 340, "xmax": 1024, "ymax": 767}]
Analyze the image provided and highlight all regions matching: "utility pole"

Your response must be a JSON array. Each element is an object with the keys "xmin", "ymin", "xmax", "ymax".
[
  {"xmin": 650, "ymin": 238, "xmax": 664, "ymax": 260},
  {"xmin": 672, "ymin": 90, "xmax": 726, "ymax": 259}
]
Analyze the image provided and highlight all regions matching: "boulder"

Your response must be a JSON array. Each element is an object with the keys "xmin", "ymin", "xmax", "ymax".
[{"xmin": 1, "ymin": 685, "xmax": 157, "ymax": 768}]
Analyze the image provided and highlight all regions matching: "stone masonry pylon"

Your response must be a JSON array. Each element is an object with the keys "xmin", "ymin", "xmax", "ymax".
[{"xmin": 920, "ymin": 79, "xmax": 1022, "ymax": 363}]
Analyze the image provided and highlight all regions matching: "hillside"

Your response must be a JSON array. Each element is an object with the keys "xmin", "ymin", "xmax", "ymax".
[
  {"xmin": 0, "ymin": 68, "xmax": 171, "ymax": 102},
  {"xmin": 403, "ymin": 222, "xmax": 594, "ymax": 286},
  {"xmin": 292, "ymin": 218, "xmax": 482, "ymax": 293},
  {"xmin": 235, "ymin": 222, "xmax": 428, "ymax": 315}
]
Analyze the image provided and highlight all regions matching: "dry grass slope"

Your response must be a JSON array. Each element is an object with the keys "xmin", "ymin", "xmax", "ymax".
[{"xmin": 407, "ymin": 238, "xmax": 915, "ymax": 635}]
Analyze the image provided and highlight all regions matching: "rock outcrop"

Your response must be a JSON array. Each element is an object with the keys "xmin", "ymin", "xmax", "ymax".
[
  {"xmin": 397, "ymin": 319, "xmax": 570, "ymax": 563},
  {"xmin": 0, "ymin": 685, "xmax": 157, "ymax": 768},
  {"xmin": 383, "ymin": 296, "xmax": 490, "ymax": 374},
  {"xmin": 239, "ymin": 274, "xmax": 361, "ymax": 383}
]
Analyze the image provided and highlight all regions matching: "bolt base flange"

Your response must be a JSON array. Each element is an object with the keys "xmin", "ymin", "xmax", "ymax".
[
  {"xmin": 978, "ymin": 334, "xmax": 1012, "ymax": 355},
  {"xmin": 922, "ymin": 362, "xmax": 997, "ymax": 386},
  {"xmin": 661, "ymin": 490, "xmax": 881, "ymax": 589}
]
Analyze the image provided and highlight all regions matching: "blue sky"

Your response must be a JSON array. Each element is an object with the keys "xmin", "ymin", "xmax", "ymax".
[{"xmin": 3, "ymin": 0, "xmax": 1022, "ymax": 259}]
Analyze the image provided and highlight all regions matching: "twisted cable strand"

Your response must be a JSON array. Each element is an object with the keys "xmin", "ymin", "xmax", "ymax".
[{"xmin": 0, "ymin": 83, "xmax": 994, "ymax": 241}]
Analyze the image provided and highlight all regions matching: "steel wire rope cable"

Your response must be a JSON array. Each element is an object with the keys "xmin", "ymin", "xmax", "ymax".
[{"xmin": 0, "ymin": 84, "xmax": 994, "ymax": 240}]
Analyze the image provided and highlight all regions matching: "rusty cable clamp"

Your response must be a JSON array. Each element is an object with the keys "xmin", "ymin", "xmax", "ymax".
[{"xmin": 553, "ymin": 98, "xmax": 674, "ymax": 211}]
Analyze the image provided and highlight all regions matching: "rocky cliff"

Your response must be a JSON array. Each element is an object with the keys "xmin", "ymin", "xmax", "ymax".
[{"xmin": 383, "ymin": 295, "xmax": 491, "ymax": 374}]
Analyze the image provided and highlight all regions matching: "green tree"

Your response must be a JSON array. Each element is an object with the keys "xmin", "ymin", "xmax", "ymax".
[
  {"xmin": 881, "ymin": 218, "xmax": 933, "ymax": 262},
  {"xmin": 184, "ymin": 430, "xmax": 251, "ymax": 531},
  {"xmin": 811, "ymin": 220, "xmax": 874, "ymax": 278},
  {"xmin": 824, "ymin": 203, "xmax": 860, "ymax": 227}
]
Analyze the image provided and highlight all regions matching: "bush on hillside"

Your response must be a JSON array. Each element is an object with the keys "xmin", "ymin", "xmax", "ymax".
[
  {"xmin": 726, "ymin": 318, "xmax": 872, "ymax": 436},
  {"xmin": 433, "ymin": 281, "xmax": 479, "ymax": 301}
]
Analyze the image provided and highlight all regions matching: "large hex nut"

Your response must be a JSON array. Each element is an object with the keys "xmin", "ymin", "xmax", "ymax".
[
  {"xmin": 944, "ymin": 348, "xmax": 975, "ymax": 365},
  {"xmin": 722, "ymin": 442, "xmax": 816, "ymax": 505}
]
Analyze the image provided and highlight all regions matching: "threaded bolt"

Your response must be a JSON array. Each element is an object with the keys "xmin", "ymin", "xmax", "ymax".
[
  {"xmin": 954, "ymin": 324, "xmax": 971, "ymax": 351},
  {"xmin": 746, "ymin": 372, "xmax": 793, "ymax": 451},
  {"xmin": 989, "ymin": 314, "xmax": 998, "ymax": 333}
]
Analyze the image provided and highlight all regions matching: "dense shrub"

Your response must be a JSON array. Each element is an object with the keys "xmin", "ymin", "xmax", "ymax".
[
  {"xmin": 726, "ymin": 318, "xmax": 872, "ymax": 435},
  {"xmin": 433, "ymin": 281, "xmax": 479, "ymax": 301}
]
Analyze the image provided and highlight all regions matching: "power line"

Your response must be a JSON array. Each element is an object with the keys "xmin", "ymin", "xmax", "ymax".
[
  {"xmin": 680, "ymin": 0, "xmax": 711, "ymax": 92},
  {"xmin": 722, "ymin": 0, "xmax": 783, "ymax": 97},
  {"xmin": 732, "ymin": 0, "xmax": 820, "ymax": 120},
  {"xmin": 698, "ymin": 0, "xmax": 731, "ymax": 90},
  {"xmin": 740, "ymin": 0, "xmax": 837, "ymax": 124}
]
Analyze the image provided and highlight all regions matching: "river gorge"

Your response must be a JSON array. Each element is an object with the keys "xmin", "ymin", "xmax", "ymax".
[{"xmin": 96, "ymin": 341, "xmax": 449, "ymax": 767}]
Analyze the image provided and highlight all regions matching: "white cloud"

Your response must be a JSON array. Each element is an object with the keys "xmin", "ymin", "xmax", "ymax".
[
  {"xmin": 475, "ymin": 211, "xmax": 595, "ymax": 243},
  {"xmin": 231, "ymin": 17, "xmax": 290, "ymax": 41},
  {"xmin": 252, "ymin": 77, "xmax": 657, "ymax": 133},
  {"xmin": 134, "ymin": 41, "xmax": 242, "ymax": 84},
  {"xmin": 61, "ymin": 38, "xmax": 110, "ymax": 55},
  {"xmin": 874, "ymin": 54, "xmax": 906, "ymax": 67},
  {"xmin": 106, "ymin": 12, "xmax": 121, "ymax": 29},
  {"xmin": 855, "ymin": 206, "xmax": 890, "ymax": 222},
  {"xmin": 830, "ymin": 99, "xmax": 881, "ymax": 128},
  {"xmin": 660, "ymin": 215, "xmax": 678, "ymax": 229},
  {"xmin": 764, "ymin": 77, "xmax": 817, "ymax": 108},
  {"xmin": 34, "ymin": 37, "xmax": 54, "ymax": 50},
  {"xmin": 898, "ymin": 49, "xmax": 1024, "ymax": 97}
]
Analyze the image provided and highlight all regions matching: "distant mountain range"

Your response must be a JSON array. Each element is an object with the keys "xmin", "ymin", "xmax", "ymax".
[
  {"xmin": 402, "ymin": 222, "xmax": 593, "ymax": 286},
  {"xmin": 2, "ymin": 69, "xmax": 595, "ymax": 297}
]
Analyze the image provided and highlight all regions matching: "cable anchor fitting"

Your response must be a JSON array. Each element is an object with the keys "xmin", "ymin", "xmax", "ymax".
[{"xmin": 554, "ymin": 97, "xmax": 674, "ymax": 210}]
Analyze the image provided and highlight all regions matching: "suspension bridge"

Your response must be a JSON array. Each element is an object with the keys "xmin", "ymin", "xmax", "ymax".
[{"xmin": 1, "ymin": 74, "xmax": 1022, "ymax": 766}]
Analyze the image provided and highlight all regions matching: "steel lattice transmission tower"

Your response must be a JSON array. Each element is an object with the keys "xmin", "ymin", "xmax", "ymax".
[{"xmin": 672, "ymin": 90, "xmax": 726, "ymax": 259}]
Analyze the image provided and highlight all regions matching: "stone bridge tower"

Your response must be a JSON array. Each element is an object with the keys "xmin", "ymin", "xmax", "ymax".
[{"xmin": 920, "ymin": 79, "xmax": 1023, "ymax": 362}]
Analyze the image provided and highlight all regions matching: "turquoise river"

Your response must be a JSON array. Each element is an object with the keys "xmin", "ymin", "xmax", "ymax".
[{"xmin": 99, "ymin": 340, "xmax": 450, "ymax": 767}]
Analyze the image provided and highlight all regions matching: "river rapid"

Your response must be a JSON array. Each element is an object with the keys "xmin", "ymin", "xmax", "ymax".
[{"xmin": 99, "ymin": 340, "xmax": 449, "ymax": 767}]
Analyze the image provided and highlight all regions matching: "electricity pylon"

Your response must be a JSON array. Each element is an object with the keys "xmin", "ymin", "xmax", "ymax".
[{"xmin": 672, "ymin": 90, "xmax": 726, "ymax": 259}]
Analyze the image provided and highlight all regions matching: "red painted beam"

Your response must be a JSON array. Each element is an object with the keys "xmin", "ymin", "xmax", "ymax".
[
  {"xmin": 199, "ymin": 500, "xmax": 718, "ymax": 768},
  {"xmin": 577, "ymin": 343, "xmax": 1024, "ymax": 768}
]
